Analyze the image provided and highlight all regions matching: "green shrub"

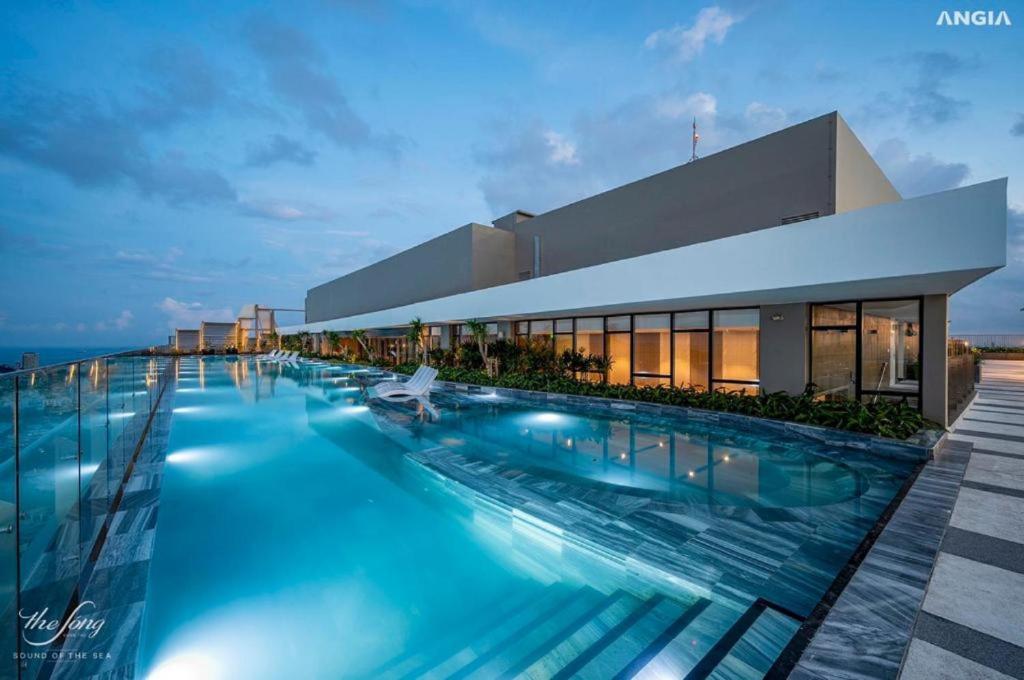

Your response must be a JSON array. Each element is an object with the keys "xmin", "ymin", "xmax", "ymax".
[{"xmin": 392, "ymin": 364, "xmax": 924, "ymax": 440}]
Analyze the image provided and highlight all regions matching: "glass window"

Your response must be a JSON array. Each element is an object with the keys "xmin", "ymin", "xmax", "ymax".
[
  {"xmin": 861, "ymin": 300, "xmax": 920, "ymax": 396},
  {"xmin": 811, "ymin": 328, "xmax": 856, "ymax": 398},
  {"xmin": 606, "ymin": 316, "xmax": 631, "ymax": 332},
  {"xmin": 486, "ymin": 323, "xmax": 498, "ymax": 337},
  {"xmin": 712, "ymin": 309, "xmax": 759, "ymax": 383},
  {"xmin": 555, "ymin": 319, "xmax": 573, "ymax": 334},
  {"xmin": 634, "ymin": 376, "xmax": 670, "ymax": 387},
  {"xmin": 516, "ymin": 321, "xmax": 529, "ymax": 335},
  {"xmin": 607, "ymin": 333, "xmax": 631, "ymax": 384},
  {"xmin": 575, "ymin": 318, "xmax": 604, "ymax": 359},
  {"xmin": 555, "ymin": 334, "xmax": 573, "ymax": 355},
  {"xmin": 673, "ymin": 332, "xmax": 709, "ymax": 390},
  {"xmin": 712, "ymin": 382, "xmax": 760, "ymax": 396},
  {"xmin": 674, "ymin": 311, "xmax": 709, "ymax": 330},
  {"xmin": 633, "ymin": 314, "xmax": 670, "ymax": 376},
  {"xmin": 530, "ymin": 320, "xmax": 553, "ymax": 336},
  {"xmin": 812, "ymin": 302, "xmax": 856, "ymax": 327}
]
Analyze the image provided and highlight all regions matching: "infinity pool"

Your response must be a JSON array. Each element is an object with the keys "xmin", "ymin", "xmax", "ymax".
[{"xmin": 135, "ymin": 357, "xmax": 921, "ymax": 679}]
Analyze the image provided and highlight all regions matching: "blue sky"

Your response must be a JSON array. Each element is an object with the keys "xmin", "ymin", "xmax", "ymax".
[{"xmin": 0, "ymin": 0, "xmax": 1021, "ymax": 347}]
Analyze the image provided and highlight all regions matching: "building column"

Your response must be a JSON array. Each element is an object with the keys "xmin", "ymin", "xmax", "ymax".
[
  {"xmin": 759, "ymin": 304, "xmax": 809, "ymax": 395},
  {"xmin": 922, "ymin": 294, "xmax": 949, "ymax": 428}
]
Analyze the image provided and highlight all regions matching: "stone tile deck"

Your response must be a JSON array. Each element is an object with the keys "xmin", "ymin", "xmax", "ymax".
[{"xmin": 900, "ymin": 360, "xmax": 1024, "ymax": 680}]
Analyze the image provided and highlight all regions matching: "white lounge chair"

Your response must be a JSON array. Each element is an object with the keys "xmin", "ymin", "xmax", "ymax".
[
  {"xmin": 275, "ymin": 351, "xmax": 298, "ymax": 363},
  {"xmin": 260, "ymin": 349, "xmax": 280, "ymax": 360},
  {"xmin": 367, "ymin": 366, "xmax": 438, "ymax": 399}
]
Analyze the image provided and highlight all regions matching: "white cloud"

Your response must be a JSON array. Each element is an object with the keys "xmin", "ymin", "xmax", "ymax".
[
  {"xmin": 111, "ymin": 247, "xmax": 216, "ymax": 284},
  {"xmin": 543, "ymin": 131, "xmax": 580, "ymax": 166},
  {"xmin": 157, "ymin": 297, "xmax": 234, "ymax": 331},
  {"xmin": 114, "ymin": 309, "xmax": 134, "ymax": 330},
  {"xmin": 656, "ymin": 92, "xmax": 717, "ymax": 121},
  {"xmin": 872, "ymin": 139, "xmax": 970, "ymax": 197},
  {"xmin": 744, "ymin": 102, "xmax": 787, "ymax": 131},
  {"xmin": 238, "ymin": 200, "xmax": 335, "ymax": 222},
  {"xmin": 645, "ymin": 6, "xmax": 741, "ymax": 61}
]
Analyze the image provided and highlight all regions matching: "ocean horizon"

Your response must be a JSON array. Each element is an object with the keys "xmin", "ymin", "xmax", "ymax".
[{"xmin": 0, "ymin": 346, "xmax": 138, "ymax": 369}]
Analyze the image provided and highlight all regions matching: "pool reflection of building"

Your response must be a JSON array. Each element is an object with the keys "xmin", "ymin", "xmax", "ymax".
[
  {"xmin": 282, "ymin": 112, "xmax": 1007, "ymax": 429},
  {"xmin": 372, "ymin": 394, "xmax": 867, "ymax": 509}
]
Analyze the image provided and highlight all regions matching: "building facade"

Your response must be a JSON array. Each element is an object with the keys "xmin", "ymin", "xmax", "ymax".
[{"xmin": 282, "ymin": 112, "xmax": 1008, "ymax": 427}]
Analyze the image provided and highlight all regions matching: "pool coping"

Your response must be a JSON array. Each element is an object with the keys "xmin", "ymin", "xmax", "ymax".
[{"xmin": 781, "ymin": 435, "xmax": 971, "ymax": 680}]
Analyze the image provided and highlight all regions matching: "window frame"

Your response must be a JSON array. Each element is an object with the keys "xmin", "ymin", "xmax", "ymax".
[{"xmin": 808, "ymin": 297, "xmax": 924, "ymax": 411}]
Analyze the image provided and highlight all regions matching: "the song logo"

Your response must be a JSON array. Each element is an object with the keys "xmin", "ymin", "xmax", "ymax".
[{"xmin": 18, "ymin": 601, "xmax": 106, "ymax": 646}]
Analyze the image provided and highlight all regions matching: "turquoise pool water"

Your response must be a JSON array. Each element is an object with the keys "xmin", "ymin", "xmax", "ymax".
[{"xmin": 137, "ymin": 358, "xmax": 919, "ymax": 679}]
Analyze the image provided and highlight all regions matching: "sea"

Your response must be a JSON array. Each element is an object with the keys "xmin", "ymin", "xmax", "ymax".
[{"xmin": 0, "ymin": 347, "xmax": 134, "ymax": 371}]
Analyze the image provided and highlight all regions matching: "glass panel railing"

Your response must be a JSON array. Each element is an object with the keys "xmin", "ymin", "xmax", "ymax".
[
  {"xmin": 79, "ymin": 358, "xmax": 109, "ymax": 567},
  {"xmin": 0, "ymin": 349, "xmax": 174, "ymax": 679},
  {"xmin": 16, "ymin": 364, "xmax": 80, "ymax": 680},
  {"xmin": 0, "ymin": 378, "xmax": 16, "ymax": 680}
]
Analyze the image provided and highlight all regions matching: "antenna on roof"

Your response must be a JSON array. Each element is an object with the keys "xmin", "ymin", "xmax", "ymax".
[{"xmin": 690, "ymin": 118, "xmax": 700, "ymax": 162}]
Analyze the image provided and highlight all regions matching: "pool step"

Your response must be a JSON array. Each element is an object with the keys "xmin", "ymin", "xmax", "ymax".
[
  {"xmin": 370, "ymin": 582, "xmax": 557, "ymax": 680},
  {"xmin": 629, "ymin": 599, "xmax": 802, "ymax": 679},
  {"xmin": 375, "ymin": 586, "xmax": 801, "ymax": 680},
  {"xmin": 551, "ymin": 594, "xmax": 711, "ymax": 680},
  {"xmin": 407, "ymin": 582, "xmax": 586, "ymax": 679}
]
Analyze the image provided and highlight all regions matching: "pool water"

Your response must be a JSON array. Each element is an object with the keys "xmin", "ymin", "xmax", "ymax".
[
  {"xmin": 137, "ymin": 358, "xmax": 919, "ymax": 679},
  {"xmin": 387, "ymin": 397, "xmax": 871, "ymax": 508}
]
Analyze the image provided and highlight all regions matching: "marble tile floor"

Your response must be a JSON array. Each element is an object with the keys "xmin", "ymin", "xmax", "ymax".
[
  {"xmin": 777, "ymin": 437, "xmax": 971, "ymax": 680},
  {"xmin": 899, "ymin": 360, "xmax": 1024, "ymax": 680}
]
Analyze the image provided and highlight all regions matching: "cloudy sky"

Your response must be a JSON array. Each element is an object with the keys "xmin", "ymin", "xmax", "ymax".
[{"xmin": 0, "ymin": 0, "xmax": 1021, "ymax": 347}]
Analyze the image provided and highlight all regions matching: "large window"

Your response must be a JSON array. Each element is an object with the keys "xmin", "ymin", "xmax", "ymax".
[
  {"xmin": 810, "ymin": 303, "xmax": 856, "ymax": 398},
  {"xmin": 606, "ymin": 316, "xmax": 631, "ymax": 384},
  {"xmin": 555, "ymin": 319, "xmax": 573, "ymax": 355},
  {"xmin": 465, "ymin": 307, "xmax": 760, "ymax": 391},
  {"xmin": 574, "ymin": 318, "xmax": 604, "ymax": 358},
  {"xmin": 515, "ymin": 321, "xmax": 529, "ymax": 347},
  {"xmin": 712, "ymin": 309, "xmax": 759, "ymax": 394},
  {"xmin": 633, "ymin": 314, "xmax": 670, "ymax": 386},
  {"xmin": 529, "ymin": 320, "xmax": 553, "ymax": 348},
  {"xmin": 862, "ymin": 300, "xmax": 920, "ymax": 405},
  {"xmin": 673, "ymin": 311, "xmax": 710, "ymax": 391},
  {"xmin": 810, "ymin": 299, "xmax": 922, "ymax": 409}
]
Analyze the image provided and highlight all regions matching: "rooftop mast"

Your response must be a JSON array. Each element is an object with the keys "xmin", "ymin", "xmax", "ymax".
[{"xmin": 690, "ymin": 117, "xmax": 700, "ymax": 162}]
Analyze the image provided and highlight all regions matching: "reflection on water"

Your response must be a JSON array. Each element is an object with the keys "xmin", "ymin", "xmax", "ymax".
[{"xmin": 397, "ymin": 397, "xmax": 872, "ymax": 508}]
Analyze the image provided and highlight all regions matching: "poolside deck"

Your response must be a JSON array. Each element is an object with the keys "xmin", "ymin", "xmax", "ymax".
[{"xmin": 901, "ymin": 360, "xmax": 1024, "ymax": 680}]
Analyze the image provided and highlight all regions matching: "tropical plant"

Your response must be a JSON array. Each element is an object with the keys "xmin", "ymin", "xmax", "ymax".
[
  {"xmin": 406, "ymin": 317, "xmax": 427, "ymax": 365},
  {"xmin": 390, "ymin": 365, "xmax": 926, "ymax": 440},
  {"xmin": 297, "ymin": 331, "xmax": 312, "ymax": 354},
  {"xmin": 350, "ymin": 329, "xmax": 373, "ymax": 362},
  {"xmin": 465, "ymin": 320, "xmax": 495, "ymax": 375},
  {"xmin": 324, "ymin": 330, "xmax": 342, "ymax": 356}
]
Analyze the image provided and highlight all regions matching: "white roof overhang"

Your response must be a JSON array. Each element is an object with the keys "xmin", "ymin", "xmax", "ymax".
[{"xmin": 281, "ymin": 179, "xmax": 1007, "ymax": 333}]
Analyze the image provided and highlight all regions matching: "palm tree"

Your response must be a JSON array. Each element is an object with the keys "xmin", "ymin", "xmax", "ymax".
[
  {"xmin": 297, "ymin": 331, "xmax": 312, "ymax": 355},
  {"xmin": 466, "ymin": 319, "xmax": 493, "ymax": 374},
  {"xmin": 325, "ymin": 330, "xmax": 342, "ymax": 357},
  {"xmin": 350, "ymin": 329, "xmax": 373, "ymax": 362},
  {"xmin": 406, "ymin": 317, "xmax": 427, "ymax": 365}
]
